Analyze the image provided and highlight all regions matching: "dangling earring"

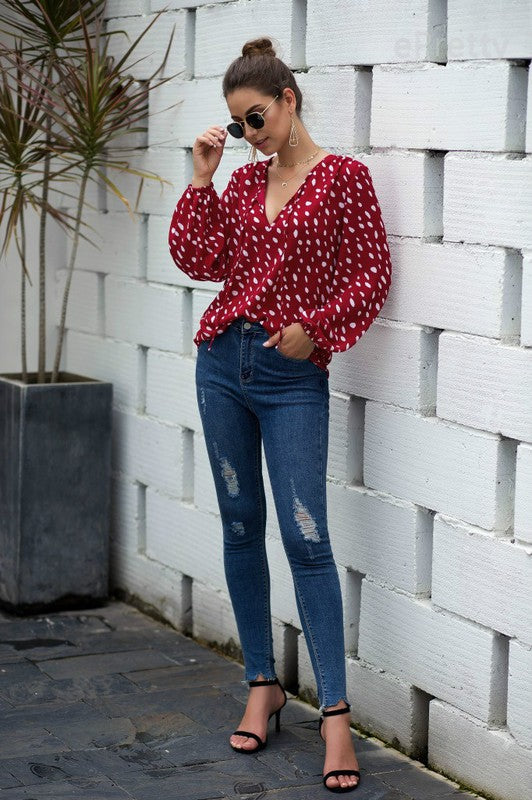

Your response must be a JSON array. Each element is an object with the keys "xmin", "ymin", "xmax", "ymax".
[
  {"xmin": 248, "ymin": 142, "xmax": 258, "ymax": 162},
  {"xmin": 288, "ymin": 113, "xmax": 299, "ymax": 147}
]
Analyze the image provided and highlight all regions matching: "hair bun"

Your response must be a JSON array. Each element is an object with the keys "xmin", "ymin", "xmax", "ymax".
[{"xmin": 242, "ymin": 37, "xmax": 276, "ymax": 58}]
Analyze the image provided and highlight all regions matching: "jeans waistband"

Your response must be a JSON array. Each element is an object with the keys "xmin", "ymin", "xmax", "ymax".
[{"xmin": 230, "ymin": 315, "xmax": 268, "ymax": 332}]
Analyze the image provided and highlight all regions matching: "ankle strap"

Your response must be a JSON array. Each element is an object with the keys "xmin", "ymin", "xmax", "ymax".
[
  {"xmin": 321, "ymin": 703, "xmax": 351, "ymax": 717},
  {"xmin": 248, "ymin": 677, "xmax": 278, "ymax": 687}
]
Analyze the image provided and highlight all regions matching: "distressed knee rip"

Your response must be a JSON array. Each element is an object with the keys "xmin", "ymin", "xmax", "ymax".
[
  {"xmin": 212, "ymin": 442, "xmax": 240, "ymax": 498},
  {"xmin": 221, "ymin": 458, "xmax": 239, "ymax": 497},
  {"xmin": 231, "ymin": 521, "xmax": 245, "ymax": 536},
  {"xmin": 291, "ymin": 477, "xmax": 320, "ymax": 542}
]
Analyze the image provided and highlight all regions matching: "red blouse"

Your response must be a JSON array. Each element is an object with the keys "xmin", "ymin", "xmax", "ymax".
[{"xmin": 168, "ymin": 153, "xmax": 392, "ymax": 376}]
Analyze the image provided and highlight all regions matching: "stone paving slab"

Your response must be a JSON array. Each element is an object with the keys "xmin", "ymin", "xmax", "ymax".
[{"xmin": 0, "ymin": 599, "xmax": 488, "ymax": 800}]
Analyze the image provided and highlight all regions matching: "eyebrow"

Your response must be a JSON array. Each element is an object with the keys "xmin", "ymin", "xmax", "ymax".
[{"xmin": 230, "ymin": 103, "xmax": 263, "ymax": 121}]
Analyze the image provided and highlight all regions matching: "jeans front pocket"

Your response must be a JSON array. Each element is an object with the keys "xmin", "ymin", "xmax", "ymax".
[{"xmin": 274, "ymin": 345, "xmax": 312, "ymax": 364}]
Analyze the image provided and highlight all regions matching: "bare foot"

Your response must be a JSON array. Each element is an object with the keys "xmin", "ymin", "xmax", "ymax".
[
  {"xmin": 321, "ymin": 701, "xmax": 360, "ymax": 790},
  {"xmin": 230, "ymin": 674, "xmax": 286, "ymax": 751}
]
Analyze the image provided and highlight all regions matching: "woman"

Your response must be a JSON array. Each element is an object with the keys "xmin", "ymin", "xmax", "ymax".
[{"xmin": 168, "ymin": 37, "xmax": 392, "ymax": 794}]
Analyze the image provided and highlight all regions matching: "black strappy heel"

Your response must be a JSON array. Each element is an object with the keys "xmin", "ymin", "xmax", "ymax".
[
  {"xmin": 319, "ymin": 703, "xmax": 361, "ymax": 792},
  {"xmin": 230, "ymin": 677, "xmax": 287, "ymax": 753}
]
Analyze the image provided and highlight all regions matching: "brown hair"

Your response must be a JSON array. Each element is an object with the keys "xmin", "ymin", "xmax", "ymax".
[{"xmin": 222, "ymin": 37, "xmax": 303, "ymax": 117}]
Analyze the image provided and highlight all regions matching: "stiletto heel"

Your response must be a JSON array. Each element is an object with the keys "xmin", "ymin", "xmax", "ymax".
[
  {"xmin": 319, "ymin": 703, "xmax": 361, "ymax": 793},
  {"xmin": 275, "ymin": 707, "xmax": 281, "ymax": 733},
  {"xmin": 230, "ymin": 677, "xmax": 287, "ymax": 753}
]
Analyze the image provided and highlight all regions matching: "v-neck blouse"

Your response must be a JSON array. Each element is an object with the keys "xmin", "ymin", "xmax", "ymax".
[{"xmin": 168, "ymin": 153, "xmax": 392, "ymax": 376}]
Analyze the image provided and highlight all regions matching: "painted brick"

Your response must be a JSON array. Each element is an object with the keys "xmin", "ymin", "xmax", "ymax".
[
  {"xmin": 113, "ymin": 409, "xmax": 185, "ymax": 496},
  {"xmin": 328, "ymin": 482, "xmax": 432, "ymax": 596},
  {"xmin": 527, "ymin": 67, "xmax": 532, "ymax": 152},
  {"xmin": 107, "ymin": 12, "xmax": 189, "ymax": 81},
  {"xmin": 364, "ymin": 402, "xmax": 515, "ymax": 530},
  {"xmin": 443, "ymin": 153, "xmax": 532, "ymax": 249},
  {"xmin": 55, "ymin": 269, "xmax": 101, "ymax": 335},
  {"xmin": 146, "ymin": 350, "xmax": 199, "ymax": 428},
  {"xmin": 146, "ymin": 487, "xmax": 227, "ymax": 590},
  {"xmin": 65, "ymin": 330, "xmax": 142, "ymax": 409},
  {"xmin": 192, "ymin": 580, "xmax": 240, "ymax": 648},
  {"xmin": 515, "ymin": 443, "xmax": 532, "ymax": 544},
  {"xmin": 296, "ymin": 68, "xmax": 371, "ymax": 150},
  {"xmin": 307, "ymin": 0, "xmax": 446, "ymax": 65},
  {"xmin": 508, "ymin": 638, "xmax": 532, "ymax": 747},
  {"xmin": 359, "ymin": 580, "xmax": 502, "ymax": 721},
  {"xmin": 372, "ymin": 62, "xmax": 527, "ymax": 151},
  {"xmin": 110, "ymin": 542, "xmax": 188, "ymax": 633},
  {"xmin": 110, "ymin": 476, "xmax": 141, "ymax": 552},
  {"xmin": 447, "ymin": 0, "xmax": 532, "ymax": 60},
  {"xmin": 194, "ymin": 0, "xmax": 301, "ymax": 78},
  {"xmin": 106, "ymin": 149, "xmax": 185, "ymax": 217},
  {"xmin": 432, "ymin": 516, "xmax": 532, "ymax": 642},
  {"xmin": 329, "ymin": 320, "xmax": 438, "ymax": 414},
  {"xmin": 383, "ymin": 239, "xmax": 521, "ymax": 339},
  {"xmin": 106, "ymin": 0, "xmax": 150, "ymax": 16},
  {"xmin": 105, "ymin": 277, "xmax": 187, "ymax": 351},
  {"xmin": 328, "ymin": 392, "xmax": 362, "ymax": 483},
  {"xmin": 522, "ymin": 250, "xmax": 532, "ymax": 345},
  {"xmin": 429, "ymin": 699, "xmax": 532, "ymax": 800},
  {"xmin": 359, "ymin": 151, "xmax": 443, "ymax": 238},
  {"xmin": 151, "ymin": 0, "xmax": 226, "ymax": 11},
  {"xmin": 346, "ymin": 656, "xmax": 426, "ymax": 754},
  {"xmin": 68, "ymin": 212, "xmax": 144, "ymax": 278},
  {"xmin": 437, "ymin": 331, "xmax": 532, "ymax": 442}
]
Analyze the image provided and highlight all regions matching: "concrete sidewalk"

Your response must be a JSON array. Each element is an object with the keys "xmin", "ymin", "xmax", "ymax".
[{"xmin": 0, "ymin": 598, "xmax": 488, "ymax": 799}]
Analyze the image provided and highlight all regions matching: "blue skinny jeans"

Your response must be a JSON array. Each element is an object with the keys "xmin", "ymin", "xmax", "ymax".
[{"xmin": 195, "ymin": 315, "xmax": 348, "ymax": 711}]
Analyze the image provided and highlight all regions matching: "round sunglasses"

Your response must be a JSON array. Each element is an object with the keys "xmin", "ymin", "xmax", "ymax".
[{"xmin": 226, "ymin": 95, "xmax": 279, "ymax": 139}]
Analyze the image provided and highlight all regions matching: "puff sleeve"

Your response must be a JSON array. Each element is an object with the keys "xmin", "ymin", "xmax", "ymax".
[
  {"xmin": 168, "ymin": 169, "xmax": 239, "ymax": 282},
  {"xmin": 296, "ymin": 162, "xmax": 392, "ymax": 352}
]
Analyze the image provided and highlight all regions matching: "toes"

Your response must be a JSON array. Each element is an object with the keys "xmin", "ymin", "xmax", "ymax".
[
  {"xmin": 325, "ymin": 773, "xmax": 359, "ymax": 789},
  {"xmin": 230, "ymin": 736, "xmax": 245, "ymax": 748},
  {"xmin": 230, "ymin": 735, "xmax": 257, "ymax": 750}
]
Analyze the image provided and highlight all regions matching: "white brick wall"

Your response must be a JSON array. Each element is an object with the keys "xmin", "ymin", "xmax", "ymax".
[
  {"xmin": 306, "ymin": 0, "xmax": 446, "ymax": 65},
  {"xmin": 443, "ymin": 153, "xmax": 532, "ymax": 248},
  {"xmin": 106, "ymin": 11, "xmax": 190, "ymax": 81},
  {"xmin": 14, "ymin": 3, "xmax": 529, "ymax": 798},
  {"xmin": 515, "ymin": 442, "xmax": 532, "ymax": 543},
  {"xmin": 372, "ymin": 61, "xmax": 527, "ymax": 151},
  {"xmin": 194, "ymin": 0, "xmax": 301, "ymax": 78},
  {"xmin": 358, "ymin": 580, "xmax": 500, "ymax": 721}
]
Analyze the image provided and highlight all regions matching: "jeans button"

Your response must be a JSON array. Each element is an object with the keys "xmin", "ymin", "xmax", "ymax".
[{"xmin": 243, "ymin": 321, "xmax": 251, "ymax": 330}]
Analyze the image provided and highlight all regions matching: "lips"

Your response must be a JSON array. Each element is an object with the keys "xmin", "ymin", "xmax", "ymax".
[{"xmin": 255, "ymin": 138, "xmax": 268, "ymax": 146}]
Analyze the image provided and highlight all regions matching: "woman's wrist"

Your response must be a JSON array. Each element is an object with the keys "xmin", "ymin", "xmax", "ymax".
[{"xmin": 191, "ymin": 175, "xmax": 213, "ymax": 188}]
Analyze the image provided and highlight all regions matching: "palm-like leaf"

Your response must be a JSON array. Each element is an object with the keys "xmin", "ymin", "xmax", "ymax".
[
  {"xmin": 1, "ymin": 2, "xmax": 178, "ymax": 382},
  {"xmin": 0, "ymin": 0, "xmax": 106, "ymax": 55}
]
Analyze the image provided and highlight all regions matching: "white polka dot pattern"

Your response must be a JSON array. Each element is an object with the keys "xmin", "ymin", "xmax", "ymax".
[{"xmin": 168, "ymin": 154, "xmax": 392, "ymax": 376}]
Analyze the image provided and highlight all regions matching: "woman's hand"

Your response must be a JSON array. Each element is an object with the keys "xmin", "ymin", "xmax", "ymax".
[
  {"xmin": 263, "ymin": 323, "xmax": 316, "ymax": 360},
  {"xmin": 192, "ymin": 125, "xmax": 228, "ymax": 182}
]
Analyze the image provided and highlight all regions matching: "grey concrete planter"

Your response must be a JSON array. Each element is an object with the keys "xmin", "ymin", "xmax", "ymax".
[{"xmin": 0, "ymin": 372, "xmax": 113, "ymax": 614}]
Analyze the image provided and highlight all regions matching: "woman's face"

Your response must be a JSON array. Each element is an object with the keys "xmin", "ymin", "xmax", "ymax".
[{"xmin": 226, "ymin": 88, "xmax": 291, "ymax": 153}]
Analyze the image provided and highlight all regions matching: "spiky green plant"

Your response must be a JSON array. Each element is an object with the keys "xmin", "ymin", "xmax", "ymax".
[{"xmin": 0, "ymin": 0, "xmax": 176, "ymax": 383}]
